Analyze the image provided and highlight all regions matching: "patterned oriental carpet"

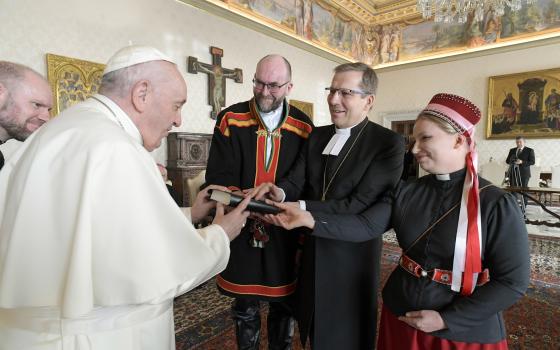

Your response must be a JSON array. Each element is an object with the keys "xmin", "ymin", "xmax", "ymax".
[{"xmin": 174, "ymin": 235, "xmax": 560, "ymax": 350}]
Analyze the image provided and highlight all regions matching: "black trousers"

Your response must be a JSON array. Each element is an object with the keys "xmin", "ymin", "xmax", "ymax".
[
  {"xmin": 509, "ymin": 166, "xmax": 530, "ymax": 206},
  {"xmin": 232, "ymin": 298, "xmax": 295, "ymax": 350}
]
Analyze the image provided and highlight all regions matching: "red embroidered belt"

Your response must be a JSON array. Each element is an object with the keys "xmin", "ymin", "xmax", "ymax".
[{"xmin": 399, "ymin": 254, "xmax": 490, "ymax": 287}]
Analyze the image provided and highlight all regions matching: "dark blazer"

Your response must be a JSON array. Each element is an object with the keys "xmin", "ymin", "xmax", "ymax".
[
  {"xmin": 0, "ymin": 150, "xmax": 4, "ymax": 170},
  {"xmin": 505, "ymin": 146, "xmax": 535, "ymax": 185},
  {"xmin": 278, "ymin": 118, "xmax": 404, "ymax": 349}
]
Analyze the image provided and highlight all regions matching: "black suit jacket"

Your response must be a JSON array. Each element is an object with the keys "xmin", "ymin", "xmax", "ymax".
[
  {"xmin": 506, "ymin": 147, "xmax": 535, "ymax": 183},
  {"xmin": 278, "ymin": 118, "xmax": 404, "ymax": 349}
]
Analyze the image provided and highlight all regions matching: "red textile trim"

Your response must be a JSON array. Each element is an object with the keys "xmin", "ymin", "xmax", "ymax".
[
  {"xmin": 282, "ymin": 123, "xmax": 310, "ymax": 139},
  {"xmin": 282, "ymin": 116, "xmax": 312, "ymax": 138},
  {"xmin": 216, "ymin": 275, "xmax": 297, "ymax": 297},
  {"xmin": 227, "ymin": 186, "xmax": 241, "ymax": 192},
  {"xmin": 228, "ymin": 119, "xmax": 258, "ymax": 129},
  {"xmin": 377, "ymin": 305, "xmax": 508, "ymax": 350},
  {"xmin": 462, "ymin": 152, "xmax": 482, "ymax": 296},
  {"xmin": 227, "ymin": 112, "xmax": 253, "ymax": 121},
  {"xmin": 427, "ymin": 94, "xmax": 481, "ymax": 128},
  {"xmin": 400, "ymin": 255, "xmax": 489, "ymax": 287},
  {"xmin": 218, "ymin": 112, "xmax": 255, "ymax": 136},
  {"xmin": 253, "ymin": 128, "xmax": 280, "ymax": 186}
]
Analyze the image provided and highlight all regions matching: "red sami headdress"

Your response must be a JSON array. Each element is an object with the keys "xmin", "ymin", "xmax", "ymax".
[{"xmin": 421, "ymin": 93, "xmax": 482, "ymax": 296}]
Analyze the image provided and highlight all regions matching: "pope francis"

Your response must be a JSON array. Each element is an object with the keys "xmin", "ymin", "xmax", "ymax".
[{"xmin": 0, "ymin": 46, "xmax": 250, "ymax": 350}]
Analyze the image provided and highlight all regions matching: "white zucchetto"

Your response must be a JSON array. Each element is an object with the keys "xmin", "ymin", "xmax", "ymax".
[{"xmin": 103, "ymin": 46, "xmax": 174, "ymax": 75}]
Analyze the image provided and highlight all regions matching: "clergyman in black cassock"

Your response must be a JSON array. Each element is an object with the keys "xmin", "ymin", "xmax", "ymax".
[{"xmin": 276, "ymin": 63, "xmax": 404, "ymax": 349}]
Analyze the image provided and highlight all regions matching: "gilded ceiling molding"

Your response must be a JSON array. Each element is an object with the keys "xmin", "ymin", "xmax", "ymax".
[
  {"xmin": 372, "ymin": 4, "xmax": 420, "ymax": 25},
  {"xmin": 314, "ymin": 0, "xmax": 355, "ymax": 23},
  {"xmin": 331, "ymin": 0, "xmax": 376, "ymax": 23}
]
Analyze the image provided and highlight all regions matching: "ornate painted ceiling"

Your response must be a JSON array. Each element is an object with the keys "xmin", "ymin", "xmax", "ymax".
[{"xmin": 181, "ymin": 0, "xmax": 560, "ymax": 68}]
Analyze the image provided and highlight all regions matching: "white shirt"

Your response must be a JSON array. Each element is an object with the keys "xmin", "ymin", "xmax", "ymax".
[{"xmin": 259, "ymin": 103, "xmax": 283, "ymax": 164}]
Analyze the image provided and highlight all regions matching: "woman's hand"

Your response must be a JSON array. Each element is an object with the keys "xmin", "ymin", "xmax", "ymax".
[{"xmin": 398, "ymin": 310, "xmax": 447, "ymax": 333}]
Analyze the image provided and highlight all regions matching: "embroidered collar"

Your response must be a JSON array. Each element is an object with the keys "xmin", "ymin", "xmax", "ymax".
[{"xmin": 250, "ymin": 98, "xmax": 289, "ymax": 134}]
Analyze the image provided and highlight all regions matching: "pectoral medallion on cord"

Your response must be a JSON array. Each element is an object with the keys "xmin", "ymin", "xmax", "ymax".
[{"xmin": 249, "ymin": 219, "xmax": 269, "ymax": 248}]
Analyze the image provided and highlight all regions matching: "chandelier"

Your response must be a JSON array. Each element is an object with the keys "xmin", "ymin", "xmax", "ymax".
[{"xmin": 417, "ymin": 0, "xmax": 537, "ymax": 23}]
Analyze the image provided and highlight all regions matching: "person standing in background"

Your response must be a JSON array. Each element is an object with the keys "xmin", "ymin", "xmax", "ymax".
[{"xmin": 506, "ymin": 136, "xmax": 535, "ymax": 205}]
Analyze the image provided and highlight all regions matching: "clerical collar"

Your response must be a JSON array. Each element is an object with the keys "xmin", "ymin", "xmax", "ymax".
[
  {"xmin": 434, "ymin": 168, "xmax": 467, "ymax": 182},
  {"xmin": 322, "ymin": 118, "xmax": 366, "ymax": 156},
  {"xmin": 92, "ymin": 94, "xmax": 143, "ymax": 146}
]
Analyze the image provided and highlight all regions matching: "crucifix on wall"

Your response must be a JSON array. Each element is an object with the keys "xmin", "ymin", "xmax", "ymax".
[{"xmin": 187, "ymin": 46, "xmax": 243, "ymax": 119}]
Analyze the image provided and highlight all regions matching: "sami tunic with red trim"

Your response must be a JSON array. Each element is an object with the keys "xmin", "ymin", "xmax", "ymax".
[
  {"xmin": 206, "ymin": 98, "xmax": 313, "ymax": 301},
  {"xmin": 311, "ymin": 170, "xmax": 530, "ymax": 344}
]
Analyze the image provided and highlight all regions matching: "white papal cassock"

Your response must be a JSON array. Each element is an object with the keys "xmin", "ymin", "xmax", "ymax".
[{"xmin": 0, "ymin": 94, "xmax": 230, "ymax": 349}]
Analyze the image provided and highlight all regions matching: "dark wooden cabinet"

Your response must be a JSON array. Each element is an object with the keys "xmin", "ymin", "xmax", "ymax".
[{"xmin": 167, "ymin": 132, "xmax": 212, "ymax": 206}]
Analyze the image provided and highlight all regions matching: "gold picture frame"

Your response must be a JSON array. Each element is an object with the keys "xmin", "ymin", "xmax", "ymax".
[
  {"xmin": 290, "ymin": 99, "xmax": 313, "ymax": 120},
  {"xmin": 487, "ymin": 67, "xmax": 560, "ymax": 139},
  {"xmin": 46, "ymin": 53, "xmax": 105, "ymax": 116}
]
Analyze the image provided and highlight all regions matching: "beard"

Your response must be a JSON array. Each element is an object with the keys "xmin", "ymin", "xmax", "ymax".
[
  {"xmin": 0, "ymin": 100, "xmax": 32, "ymax": 141},
  {"xmin": 255, "ymin": 93, "xmax": 283, "ymax": 113},
  {"xmin": 2, "ymin": 120, "xmax": 31, "ymax": 141}
]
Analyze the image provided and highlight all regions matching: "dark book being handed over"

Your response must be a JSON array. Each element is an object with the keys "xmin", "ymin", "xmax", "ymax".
[{"xmin": 208, "ymin": 189, "xmax": 281, "ymax": 214}]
